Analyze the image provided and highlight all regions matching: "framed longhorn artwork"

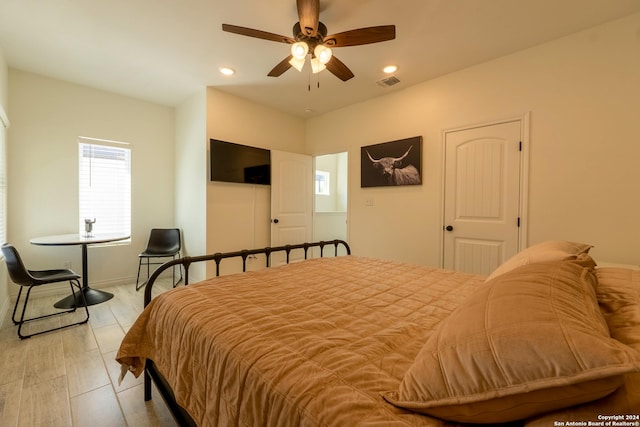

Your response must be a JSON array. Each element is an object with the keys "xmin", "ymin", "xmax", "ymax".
[{"xmin": 360, "ymin": 136, "xmax": 422, "ymax": 187}]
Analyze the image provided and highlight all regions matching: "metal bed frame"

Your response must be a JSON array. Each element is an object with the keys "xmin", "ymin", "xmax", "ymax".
[{"xmin": 139, "ymin": 239, "xmax": 351, "ymax": 426}]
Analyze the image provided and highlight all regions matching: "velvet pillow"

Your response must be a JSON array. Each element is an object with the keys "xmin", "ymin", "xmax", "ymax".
[
  {"xmin": 383, "ymin": 260, "xmax": 640, "ymax": 423},
  {"xmin": 485, "ymin": 240, "xmax": 593, "ymax": 282},
  {"xmin": 524, "ymin": 267, "xmax": 640, "ymax": 426},
  {"xmin": 595, "ymin": 267, "xmax": 640, "ymax": 347}
]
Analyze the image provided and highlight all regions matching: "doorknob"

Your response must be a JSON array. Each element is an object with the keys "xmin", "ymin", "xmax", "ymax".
[
  {"xmin": 445, "ymin": 225, "xmax": 453, "ymax": 231},
  {"xmin": 272, "ymin": 218, "xmax": 279, "ymax": 224}
]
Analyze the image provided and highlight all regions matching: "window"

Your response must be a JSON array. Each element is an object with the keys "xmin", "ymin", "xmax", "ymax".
[
  {"xmin": 79, "ymin": 137, "xmax": 131, "ymax": 236},
  {"xmin": 315, "ymin": 170, "xmax": 330, "ymax": 196}
]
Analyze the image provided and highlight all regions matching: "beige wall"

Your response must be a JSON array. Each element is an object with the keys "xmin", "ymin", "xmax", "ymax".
[
  {"xmin": 6, "ymin": 70, "xmax": 176, "ymax": 294},
  {"xmin": 175, "ymin": 91, "xmax": 207, "ymax": 281},
  {"xmin": 0, "ymin": 48, "xmax": 8, "ymax": 317},
  {"xmin": 0, "ymin": 49, "xmax": 6, "ymax": 108},
  {"xmin": 306, "ymin": 13, "xmax": 640, "ymax": 267},
  {"xmin": 204, "ymin": 88, "xmax": 306, "ymax": 277}
]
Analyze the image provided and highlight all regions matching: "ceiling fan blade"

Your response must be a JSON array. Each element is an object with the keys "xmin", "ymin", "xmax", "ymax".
[
  {"xmin": 222, "ymin": 24, "xmax": 294, "ymax": 44},
  {"xmin": 297, "ymin": 0, "xmax": 320, "ymax": 36},
  {"xmin": 325, "ymin": 56, "xmax": 355, "ymax": 81},
  {"xmin": 268, "ymin": 56, "xmax": 294, "ymax": 77},
  {"xmin": 325, "ymin": 25, "xmax": 396, "ymax": 47}
]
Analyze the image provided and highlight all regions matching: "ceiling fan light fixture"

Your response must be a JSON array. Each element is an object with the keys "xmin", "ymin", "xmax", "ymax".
[
  {"xmin": 314, "ymin": 45, "xmax": 332, "ymax": 64},
  {"xmin": 291, "ymin": 42, "xmax": 309, "ymax": 60},
  {"xmin": 221, "ymin": 1, "xmax": 396, "ymax": 82},
  {"xmin": 289, "ymin": 56, "xmax": 306, "ymax": 72},
  {"xmin": 310, "ymin": 57, "xmax": 326, "ymax": 74}
]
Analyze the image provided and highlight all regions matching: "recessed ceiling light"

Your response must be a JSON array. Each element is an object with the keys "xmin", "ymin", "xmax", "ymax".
[
  {"xmin": 218, "ymin": 67, "xmax": 235, "ymax": 76},
  {"xmin": 383, "ymin": 65, "xmax": 398, "ymax": 74}
]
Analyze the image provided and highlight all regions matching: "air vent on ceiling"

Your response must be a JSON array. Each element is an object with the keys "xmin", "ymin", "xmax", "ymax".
[{"xmin": 376, "ymin": 75, "xmax": 400, "ymax": 88}]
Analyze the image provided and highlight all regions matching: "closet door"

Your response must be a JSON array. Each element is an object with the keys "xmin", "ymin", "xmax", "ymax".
[{"xmin": 442, "ymin": 119, "xmax": 526, "ymax": 276}]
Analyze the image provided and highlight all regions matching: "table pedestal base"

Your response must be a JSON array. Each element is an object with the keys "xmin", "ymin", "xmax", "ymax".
[{"xmin": 54, "ymin": 288, "xmax": 114, "ymax": 309}]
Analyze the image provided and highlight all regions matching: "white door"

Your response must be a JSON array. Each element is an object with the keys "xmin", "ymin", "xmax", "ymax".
[
  {"xmin": 271, "ymin": 150, "xmax": 313, "ymax": 264},
  {"xmin": 442, "ymin": 119, "xmax": 524, "ymax": 275}
]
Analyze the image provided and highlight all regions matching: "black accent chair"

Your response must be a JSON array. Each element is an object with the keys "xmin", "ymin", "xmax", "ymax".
[
  {"xmin": 2, "ymin": 243, "xmax": 90, "ymax": 339},
  {"xmin": 135, "ymin": 228, "xmax": 182, "ymax": 291}
]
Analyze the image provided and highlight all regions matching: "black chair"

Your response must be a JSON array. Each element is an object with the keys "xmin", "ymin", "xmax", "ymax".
[
  {"xmin": 2, "ymin": 243, "xmax": 90, "ymax": 339},
  {"xmin": 135, "ymin": 228, "xmax": 182, "ymax": 291}
]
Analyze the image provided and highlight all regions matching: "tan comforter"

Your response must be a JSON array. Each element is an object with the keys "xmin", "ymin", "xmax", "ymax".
[{"xmin": 116, "ymin": 256, "xmax": 487, "ymax": 427}]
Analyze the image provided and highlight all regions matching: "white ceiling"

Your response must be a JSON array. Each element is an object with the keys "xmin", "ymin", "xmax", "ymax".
[{"xmin": 1, "ymin": 0, "xmax": 639, "ymax": 117}]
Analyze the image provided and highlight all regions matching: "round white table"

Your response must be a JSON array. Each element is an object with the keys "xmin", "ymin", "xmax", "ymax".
[{"xmin": 30, "ymin": 232, "xmax": 130, "ymax": 308}]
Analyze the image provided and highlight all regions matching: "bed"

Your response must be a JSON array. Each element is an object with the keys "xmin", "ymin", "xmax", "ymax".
[{"xmin": 116, "ymin": 240, "xmax": 640, "ymax": 426}]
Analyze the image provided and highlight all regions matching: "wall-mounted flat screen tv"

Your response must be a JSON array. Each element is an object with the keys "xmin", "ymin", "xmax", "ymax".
[{"xmin": 210, "ymin": 139, "xmax": 271, "ymax": 185}]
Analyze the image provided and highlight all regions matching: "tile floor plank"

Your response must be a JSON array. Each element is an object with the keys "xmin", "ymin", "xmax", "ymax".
[
  {"xmin": 70, "ymin": 384, "xmax": 127, "ymax": 427},
  {"xmin": 23, "ymin": 333, "xmax": 65, "ymax": 388},
  {"xmin": 65, "ymin": 348, "xmax": 111, "ymax": 397},
  {"xmin": 18, "ymin": 375, "xmax": 71, "ymax": 427},
  {"xmin": 118, "ymin": 383, "xmax": 178, "ymax": 427},
  {"xmin": 0, "ymin": 379, "xmax": 22, "ymax": 425}
]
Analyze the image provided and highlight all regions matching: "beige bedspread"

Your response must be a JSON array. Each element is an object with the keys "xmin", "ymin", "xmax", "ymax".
[{"xmin": 116, "ymin": 256, "xmax": 487, "ymax": 427}]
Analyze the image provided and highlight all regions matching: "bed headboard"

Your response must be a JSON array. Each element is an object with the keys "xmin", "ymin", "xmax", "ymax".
[{"xmin": 142, "ymin": 239, "xmax": 351, "ymax": 306}]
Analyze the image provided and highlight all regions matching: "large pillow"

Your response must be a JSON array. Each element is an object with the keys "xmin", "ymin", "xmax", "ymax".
[
  {"xmin": 595, "ymin": 267, "xmax": 640, "ymax": 347},
  {"xmin": 524, "ymin": 267, "xmax": 640, "ymax": 426},
  {"xmin": 382, "ymin": 260, "xmax": 640, "ymax": 423},
  {"xmin": 485, "ymin": 240, "xmax": 593, "ymax": 281}
]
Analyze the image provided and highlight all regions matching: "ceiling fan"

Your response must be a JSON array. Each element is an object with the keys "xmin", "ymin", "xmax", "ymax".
[{"xmin": 222, "ymin": 0, "xmax": 396, "ymax": 81}]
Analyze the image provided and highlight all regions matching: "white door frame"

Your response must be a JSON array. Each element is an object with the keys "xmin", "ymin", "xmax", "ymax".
[{"xmin": 439, "ymin": 113, "xmax": 530, "ymax": 268}]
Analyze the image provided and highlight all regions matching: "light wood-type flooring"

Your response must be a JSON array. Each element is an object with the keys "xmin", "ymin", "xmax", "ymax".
[{"xmin": 0, "ymin": 279, "xmax": 180, "ymax": 426}]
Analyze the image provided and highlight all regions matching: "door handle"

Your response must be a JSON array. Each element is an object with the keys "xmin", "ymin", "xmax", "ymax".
[
  {"xmin": 445, "ymin": 225, "xmax": 453, "ymax": 231},
  {"xmin": 272, "ymin": 219, "xmax": 279, "ymax": 224}
]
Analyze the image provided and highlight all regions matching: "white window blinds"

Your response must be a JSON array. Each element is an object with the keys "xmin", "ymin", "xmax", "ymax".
[{"xmin": 78, "ymin": 137, "xmax": 131, "ymax": 236}]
